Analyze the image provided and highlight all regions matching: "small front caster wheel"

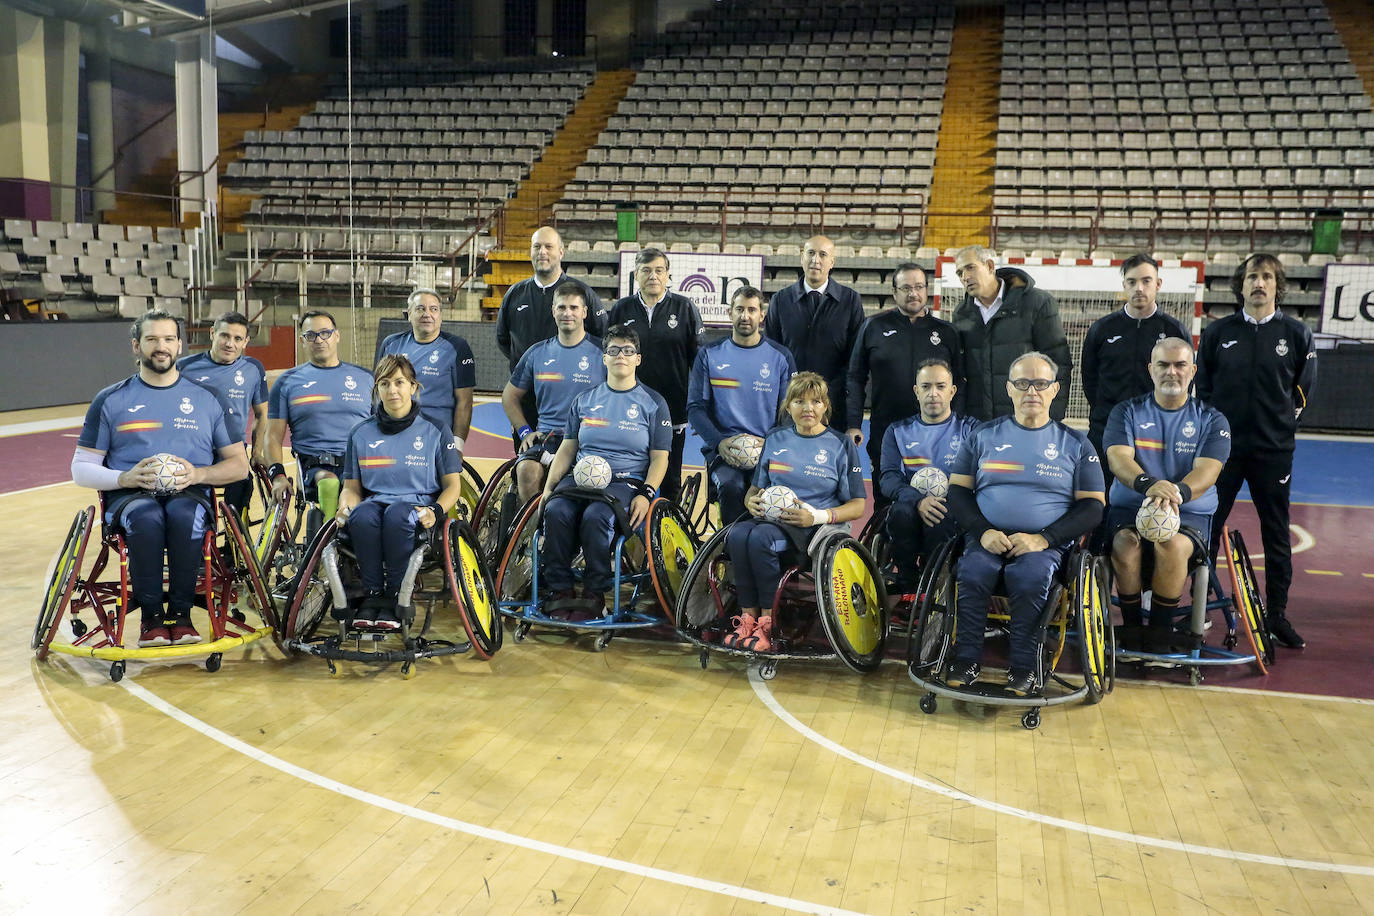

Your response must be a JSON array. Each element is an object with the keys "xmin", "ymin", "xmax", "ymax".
[
  {"xmin": 919, "ymin": 694, "xmax": 937, "ymax": 715},
  {"xmin": 699, "ymin": 649, "xmax": 709, "ymax": 670},
  {"xmin": 758, "ymin": 659, "xmax": 777, "ymax": 680},
  {"xmin": 205, "ymin": 653, "xmax": 222, "ymax": 673},
  {"xmin": 1021, "ymin": 709, "xmax": 1041, "ymax": 730},
  {"xmin": 594, "ymin": 631, "xmax": 614, "ymax": 652},
  {"xmin": 109, "ymin": 661, "xmax": 125, "ymax": 682}
]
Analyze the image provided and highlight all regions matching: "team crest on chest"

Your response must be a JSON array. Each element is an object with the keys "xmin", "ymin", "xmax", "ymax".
[
  {"xmin": 668, "ymin": 314, "xmax": 679, "ymax": 329},
  {"xmin": 930, "ymin": 331, "xmax": 941, "ymax": 345},
  {"xmin": 234, "ymin": 369, "xmax": 244, "ymax": 386},
  {"xmin": 950, "ymin": 435, "xmax": 961, "ymax": 449},
  {"xmin": 179, "ymin": 397, "xmax": 194, "ymax": 415},
  {"xmin": 1182, "ymin": 421, "xmax": 1196, "ymax": 438},
  {"xmin": 626, "ymin": 404, "xmax": 639, "ymax": 419},
  {"xmin": 413, "ymin": 436, "xmax": 424, "ymax": 451},
  {"xmin": 429, "ymin": 351, "xmax": 440, "ymax": 364},
  {"xmin": 345, "ymin": 375, "xmax": 357, "ymax": 390},
  {"xmin": 1275, "ymin": 339, "xmax": 1289, "ymax": 357},
  {"xmin": 578, "ymin": 355, "xmax": 589, "ymax": 371},
  {"xmin": 759, "ymin": 362, "xmax": 771, "ymax": 378},
  {"xmin": 1043, "ymin": 442, "xmax": 1059, "ymax": 460},
  {"xmin": 815, "ymin": 448, "xmax": 829, "ymax": 464}
]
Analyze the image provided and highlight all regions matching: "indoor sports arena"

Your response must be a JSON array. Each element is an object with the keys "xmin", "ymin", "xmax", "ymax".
[{"xmin": 4, "ymin": 0, "xmax": 1374, "ymax": 912}]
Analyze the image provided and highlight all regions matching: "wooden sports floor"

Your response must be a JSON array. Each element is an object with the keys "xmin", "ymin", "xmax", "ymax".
[{"xmin": 4, "ymin": 402, "xmax": 1373, "ymax": 915}]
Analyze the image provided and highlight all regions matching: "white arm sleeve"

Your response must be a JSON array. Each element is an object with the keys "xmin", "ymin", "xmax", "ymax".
[{"xmin": 71, "ymin": 449, "xmax": 124, "ymax": 490}]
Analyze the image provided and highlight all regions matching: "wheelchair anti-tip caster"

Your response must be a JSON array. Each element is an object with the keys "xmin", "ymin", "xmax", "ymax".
[
  {"xmin": 70, "ymin": 618, "xmax": 87, "ymax": 638},
  {"xmin": 327, "ymin": 660, "xmax": 342, "ymax": 678},
  {"xmin": 758, "ymin": 659, "xmax": 777, "ymax": 680},
  {"xmin": 514, "ymin": 621, "xmax": 532, "ymax": 642},
  {"xmin": 699, "ymin": 649, "xmax": 709, "ymax": 670},
  {"xmin": 919, "ymin": 694, "xmax": 937, "ymax": 715},
  {"xmin": 109, "ymin": 661, "xmax": 125, "ymax": 683},
  {"xmin": 401, "ymin": 662, "xmax": 416, "ymax": 679},
  {"xmin": 205, "ymin": 653, "xmax": 222, "ymax": 673},
  {"xmin": 594, "ymin": 631, "xmax": 614, "ymax": 652},
  {"xmin": 1021, "ymin": 709, "xmax": 1041, "ymax": 730}
]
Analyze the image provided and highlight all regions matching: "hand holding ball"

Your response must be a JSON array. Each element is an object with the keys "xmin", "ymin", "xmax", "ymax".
[
  {"xmin": 722, "ymin": 434, "xmax": 764, "ymax": 469},
  {"xmin": 1135, "ymin": 500, "xmax": 1180, "ymax": 543},
  {"xmin": 149, "ymin": 453, "xmax": 186, "ymax": 494},
  {"xmin": 759, "ymin": 485, "xmax": 798, "ymax": 521}
]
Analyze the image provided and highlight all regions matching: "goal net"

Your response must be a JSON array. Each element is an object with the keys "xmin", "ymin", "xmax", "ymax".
[{"xmin": 933, "ymin": 256, "xmax": 1204, "ymax": 424}]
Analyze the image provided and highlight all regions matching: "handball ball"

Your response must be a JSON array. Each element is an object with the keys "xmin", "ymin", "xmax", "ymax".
[
  {"xmin": 723, "ymin": 434, "xmax": 764, "ymax": 469},
  {"xmin": 760, "ymin": 485, "xmax": 798, "ymax": 521},
  {"xmin": 1135, "ymin": 501, "xmax": 1181, "ymax": 543},
  {"xmin": 573, "ymin": 454, "xmax": 613, "ymax": 489},
  {"xmin": 150, "ymin": 453, "xmax": 184, "ymax": 494},
  {"xmin": 910, "ymin": 466, "xmax": 949, "ymax": 498}
]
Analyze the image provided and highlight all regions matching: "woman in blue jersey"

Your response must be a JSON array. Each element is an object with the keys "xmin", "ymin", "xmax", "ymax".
[
  {"xmin": 336, "ymin": 354, "xmax": 464, "ymax": 629},
  {"xmin": 726, "ymin": 372, "xmax": 866, "ymax": 650},
  {"xmin": 539, "ymin": 324, "xmax": 672, "ymax": 614}
]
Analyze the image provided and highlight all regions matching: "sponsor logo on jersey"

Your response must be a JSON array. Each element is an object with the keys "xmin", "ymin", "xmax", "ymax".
[
  {"xmin": 771, "ymin": 449, "xmax": 788, "ymax": 456},
  {"xmin": 196, "ymin": 375, "xmax": 210, "ymax": 382},
  {"xmin": 1107, "ymin": 335, "xmax": 1123, "ymax": 344},
  {"xmin": 994, "ymin": 443, "xmax": 1013, "ymax": 452},
  {"xmin": 358, "ymin": 457, "xmax": 396, "ymax": 468},
  {"xmin": 368, "ymin": 439, "xmax": 384, "ymax": 448},
  {"xmin": 179, "ymin": 397, "xmax": 194, "ymax": 415},
  {"xmin": 1279, "ymin": 473, "xmax": 1291, "ymax": 484},
  {"xmin": 1222, "ymin": 340, "xmax": 1238, "ymax": 349},
  {"xmin": 543, "ymin": 358, "xmax": 557, "ymax": 366},
  {"xmin": 882, "ymin": 330, "xmax": 897, "ymax": 337},
  {"xmin": 517, "ymin": 304, "xmax": 529, "ymax": 311},
  {"xmin": 981, "ymin": 460, "xmax": 1024, "ymax": 473},
  {"xmin": 1139, "ymin": 422, "xmax": 1156, "ymax": 429},
  {"xmin": 1043, "ymin": 442, "xmax": 1059, "ymax": 460},
  {"xmin": 117, "ymin": 420, "xmax": 163, "ymax": 433},
  {"xmin": 302, "ymin": 381, "xmax": 317, "ymax": 388},
  {"xmin": 1275, "ymin": 339, "xmax": 1289, "ymax": 356},
  {"xmin": 589, "ymin": 404, "xmax": 604, "ymax": 412},
  {"xmin": 715, "ymin": 363, "xmax": 731, "ymax": 370},
  {"xmin": 126, "ymin": 405, "xmax": 146, "ymax": 413},
  {"xmin": 1136, "ymin": 437, "xmax": 1164, "ymax": 451}
]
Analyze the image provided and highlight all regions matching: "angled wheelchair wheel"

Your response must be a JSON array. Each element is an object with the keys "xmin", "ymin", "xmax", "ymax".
[
  {"xmin": 253, "ymin": 479, "xmax": 292, "ymax": 573},
  {"xmin": 909, "ymin": 536, "xmax": 958, "ymax": 675},
  {"xmin": 495, "ymin": 495, "xmax": 541, "ymax": 603},
  {"xmin": 856, "ymin": 506, "xmax": 892, "ymax": 583},
  {"xmin": 34, "ymin": 506, "xmax": 96, "ymax": 659},
  {"xmin": 675, "ymin": 525, "xmax": 733, "ymax": 629},
  {"xmin": 456, "ymin": 459, "xmax": 486, "ymax": 522},
  {"xmin": 221, "ymin": 500, "xmax": 278, "ymax": 632},
  {"xmin": 473, "ymin": 457, "xmax": 518, "ymax": 567},
  {"xmin": 444, "ymin": 519, "xmax": 502, "ymax": 658},
  {"xmin": 1074, "ymin": 551, "xmax": 1109, "ymax": 704},
  {"xmin": 646, "ymin": 498, "xmax": 698, "ymax": 624},
  {"xmin": 814, "ymin": 533, "xmax": 888, "ymax": 673},
  {"xmin": 284, "ymin": 518, "xmax": 339, "ymax": 647},
  {"xmin": 1227, "ymin": 528, "xmax": 1272, "ymax": 671}
]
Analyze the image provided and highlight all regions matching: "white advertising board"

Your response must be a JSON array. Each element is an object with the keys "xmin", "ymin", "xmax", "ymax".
[{"xmin": 617, "ymin": 250, "xmax": 765, "ymax": 326}]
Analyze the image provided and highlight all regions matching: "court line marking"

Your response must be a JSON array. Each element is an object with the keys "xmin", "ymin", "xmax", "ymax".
[
  {"xmin": 118, "ymin": 680, "xmax": 869, "ymax": 916},
  {"xmin": 0, "ymin": 417, "xmax": 84, "ymax": 437},
  {"xmin": 1290, "ymin": 523, "xmax": 1315, "ymax": 555},
  {"xmin": 748, "ymin": 669, "xmax": 1374, "ymax": 877}
]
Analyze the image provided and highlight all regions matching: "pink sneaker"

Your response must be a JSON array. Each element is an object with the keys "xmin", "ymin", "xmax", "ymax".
[
  {"xmin": 723, "ymin": 613, "xmax": 756, "ymax": 648},
  {"xmin": 744, "ymin": 614, "xmax": 773, "ymax": 652}
]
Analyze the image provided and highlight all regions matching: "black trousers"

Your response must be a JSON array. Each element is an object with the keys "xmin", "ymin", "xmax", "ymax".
[
  {"xmin": 1208, "ymin": 449, "xmax": 1295, "ymax": 618},
  {"xmin": 661, "ymin": 427, "xmax": 686, "ymax": 503}
]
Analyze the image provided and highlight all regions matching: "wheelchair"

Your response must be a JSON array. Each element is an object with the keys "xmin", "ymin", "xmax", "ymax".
[
  {"xmin": 34, "ymin": 495, "xmax": 276, "ymax": 682},
  {"xmin": 494, "ymin": 487, "xmax": 698, "ymax": 650},
  {"xmin": 1105, "ymin": 524, "xmax": 1272, "ymax": 684},
  {"xmin": 279, "ymin": 510, "xmax": 501, "ymax": 677},
  {"xmin": 907, "ymin": 535, "xmax": 1113, "ymax": 729},
  {"xmin": 674, "ymin": 521, "xmax": 889, "ymax": 680}
]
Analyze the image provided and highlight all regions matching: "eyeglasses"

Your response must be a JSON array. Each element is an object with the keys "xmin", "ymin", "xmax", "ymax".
[
  {"xmin": 301, "ymin": 328, "xmax": 337, "ymax": 342},
  {"xmin": 604, "ymin": 345, "xmax": 639, "ymax": 357},
  {"xmin": 895, "ymin": 284, "xmax": 928, "ymax": 294},
  {"xmin": 1009, "ymin": 378, "xmax": 1057, "ymax": 391}
]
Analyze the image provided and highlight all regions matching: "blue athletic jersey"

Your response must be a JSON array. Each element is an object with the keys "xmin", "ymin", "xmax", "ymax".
[
  {"xmin": 343, "ymin": 414, "xmax": 463, "ymax": 505},
  {"xmin": 951, "ymin": 416, "xmax": 1104, "ymax": 534},
  {"xmin": 509, "ymin": 335, "xmax": 605, "ymax": 432},
  {"xmin": 177, "ymin": 351, "xmax": 268, "ymax": 444},
  {"xmin": 267, "ymin": 362, "xmax": 372, "ymax": 457},
  {"xmin": 687, "ymin": 336, "xmax": 796, "ymax": 451},
  {"xmin": 878, "ymin": 412, "xmax": 979, "ymax": 500},
  {"xmin": 750, "ymin": 425, "xmax": 865, "ymax": 510},
  {"xmin": 1103, "ymin": 394, "xmax": 1231, "ymax": 515},
  {"xmin": 565, "ymin": 382, "xmax": 673, "ymax": 480},
  {"xmin": 79, "ymin": 374, "xmax": 235, "ymax": 472},
  {"xmin": 376, "ymin": 330, "xmax": 476, "ymax": 435}
]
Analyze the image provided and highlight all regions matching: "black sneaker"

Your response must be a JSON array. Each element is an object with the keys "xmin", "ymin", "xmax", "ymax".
[
  {"xmin": 1005, "ymin": 669, "xmax": 1039, "ymax": 696},
  {"xmin": 1268, "ymin": 615, "xmax": 1305, "ymax": 649},
  {"xmin": 945, "ymin": 661, "xmax": 981, "ymax": 687},
  {"xmin": 354, "ymin": 592, "xmax": 388, "ymax": 629}
]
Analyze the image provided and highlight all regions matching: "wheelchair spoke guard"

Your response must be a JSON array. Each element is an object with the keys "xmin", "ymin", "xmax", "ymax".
[
  {"xmin": 34, "ymin": 506, "xmax": 95, "ymax": 658},
  {"xmin": 814, "ymin": 534, "xmax": 888, "ymax": 673},
  {"xmin": 647, "ymin": 498, "xmax": 698, "ymax": 624},
  {"xmin": 445, "ymin": 519, "xmax": 502, "ymax": 658}
]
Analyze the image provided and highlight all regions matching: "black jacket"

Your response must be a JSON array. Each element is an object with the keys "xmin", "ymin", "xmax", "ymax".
[
  {"xmin": 764, "ymin": 278, "xmax": 866, "ymax": 428},
  {"xmin": 844, "ymin": 308, "xmax": 965, "ymax": 430},
  {"xmin": 948, "ymin": 267, "xmax": 1072, "ymax": 421},
  {"xmin": 1196, "ymin": 311, "xmax": 1317, "ymax": 453},
  {"xmin": 1081, "ymin": 307, "xmax": 1190, "ymax": 438},
  {"xmin": 495, "ymin": 273, "xmax": 605, "ymax": 370},
  {"xmin": 608, "ymin": 292, "xmax": 703, "ymax": 423}
]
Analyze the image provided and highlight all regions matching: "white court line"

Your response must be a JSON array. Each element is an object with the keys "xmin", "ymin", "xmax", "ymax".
[
  {"xmin": 119, "ymin": 680, "xmax": 870, "ymax": 916},
  {"xmin": 1290, "ymin": 523, "xmax": 1315, "ymax": 555},
  {"xmin": 748, "ymin": 669, "xmax": 1374, "ymax": 877},
  {"xmin": 0, "ymin": 480, "xmax": 74, "ymax": 498},
  {"xmin": 0, "ymin": 417, "xmax": 84, "ymax": 437}
]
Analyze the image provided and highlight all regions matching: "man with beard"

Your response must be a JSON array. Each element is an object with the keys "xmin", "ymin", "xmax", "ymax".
[
  {"xmin": 71, "ymin": 310, "xmax": 247, "ymax": 647},
  {"xmin": 176, "ymin": 311, "xmax": 268, "ymax": 516},
  {"xmin": 687, "ymin": 286, "xmax": 795, "ymax": 525},
  {"xmin": 846, "ymin": 262, "xmax": 964, "ymax": 491}
]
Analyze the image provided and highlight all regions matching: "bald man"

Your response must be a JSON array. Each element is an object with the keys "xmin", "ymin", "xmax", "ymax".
[
  {"xmin": 496, "ymin": 227, "xmax": 606, "ymax": 443},
  {"xmin": 763, "ymin": 235, "xmax": 866, "ymax": 432}
]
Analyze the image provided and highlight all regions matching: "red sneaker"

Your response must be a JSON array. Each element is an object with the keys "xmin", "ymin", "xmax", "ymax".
[
  {"xmin": 168, "ymin": 623, "xmax": 201, "ymax": 646},
  {"xmin": 138, "ymin": 625, "xmax": 171, "ymax": 648}
]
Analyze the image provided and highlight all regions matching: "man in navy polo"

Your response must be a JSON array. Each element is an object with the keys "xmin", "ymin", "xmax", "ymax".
[{"xmin": 375, "ymin": 287, "xmax": 475, "ymax": 452}]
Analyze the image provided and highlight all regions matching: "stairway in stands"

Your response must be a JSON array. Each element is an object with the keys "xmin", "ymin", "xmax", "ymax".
[
  {"xmin": 923, "ymin": 5, "xmax": 1004, "ymax": 251},
  {"xmin": 1326, "ymin": 0, "xmax": 1374, "ymax": 98},
  {"xmin": 482, "ymin": 68, "xmax": 637, "ymax": 317}
]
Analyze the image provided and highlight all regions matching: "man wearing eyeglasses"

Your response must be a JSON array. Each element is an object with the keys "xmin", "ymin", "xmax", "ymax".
[
  {"xmin": 376, "ymin": 287, "xmax": 475, "ymax": 454},
  {"xmin": 949, "ymin": 246, "xmax": 1072, "ymax": 421},
  {"xmin": 845, "ymin": 262, "xmax": 964, "ymax": 489},
  {"xmin": 608, "ymin": 247, "xmax": 703, "ymax": 502},
  {"xmin": 945, "ymin": 351, "xmax": 1105, "ymax": 695},
  {"xmin": 265, "ymin": 310, "xmax": 372, "ymax": 505}
]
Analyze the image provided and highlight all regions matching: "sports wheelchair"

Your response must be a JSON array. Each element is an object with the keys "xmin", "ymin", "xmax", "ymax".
[
  {"xmin": 675, "ymin": 522, "xmax": 889, "ymax": 680},
  {"xmin": 907, "ymin": 536, "xmax": 1113, "ymax": 729},
  {"xmin": 1106, "ymin": 524, "xmax": 1272, "ymax": 684},
  {"xmin": 279, "ymin": 510, "xmax": 501, "ymax": 677},
  {"xmin": 34, "ymin": 495, "xmax": 276, "ymax": 682},
  {"xmin": 494, "ymin": 487, "xmax": 698, "ymax": 650}
]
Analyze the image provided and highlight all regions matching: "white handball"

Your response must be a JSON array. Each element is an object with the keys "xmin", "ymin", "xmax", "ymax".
[
  {"xmin": 1136, "ymin": 501, "xmax": 1181, "ymax": 543},
  {"xmin": 573, "ymin": 454, "xmax": 613, "ymax": 489},
  {"xmin": 909, "ymin": 466, "xmax": 949, "ymax": 498},
  {"xmin": 759, "ymin": 485, "xmax": 798, "ymax": 521},
  {"xmin": 723, "ymin": 434, "xmax": 764, "ymax": 469},
  {"xmin": 149, "ymin": 453, "xmax": 185, "ymax": 494}
]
